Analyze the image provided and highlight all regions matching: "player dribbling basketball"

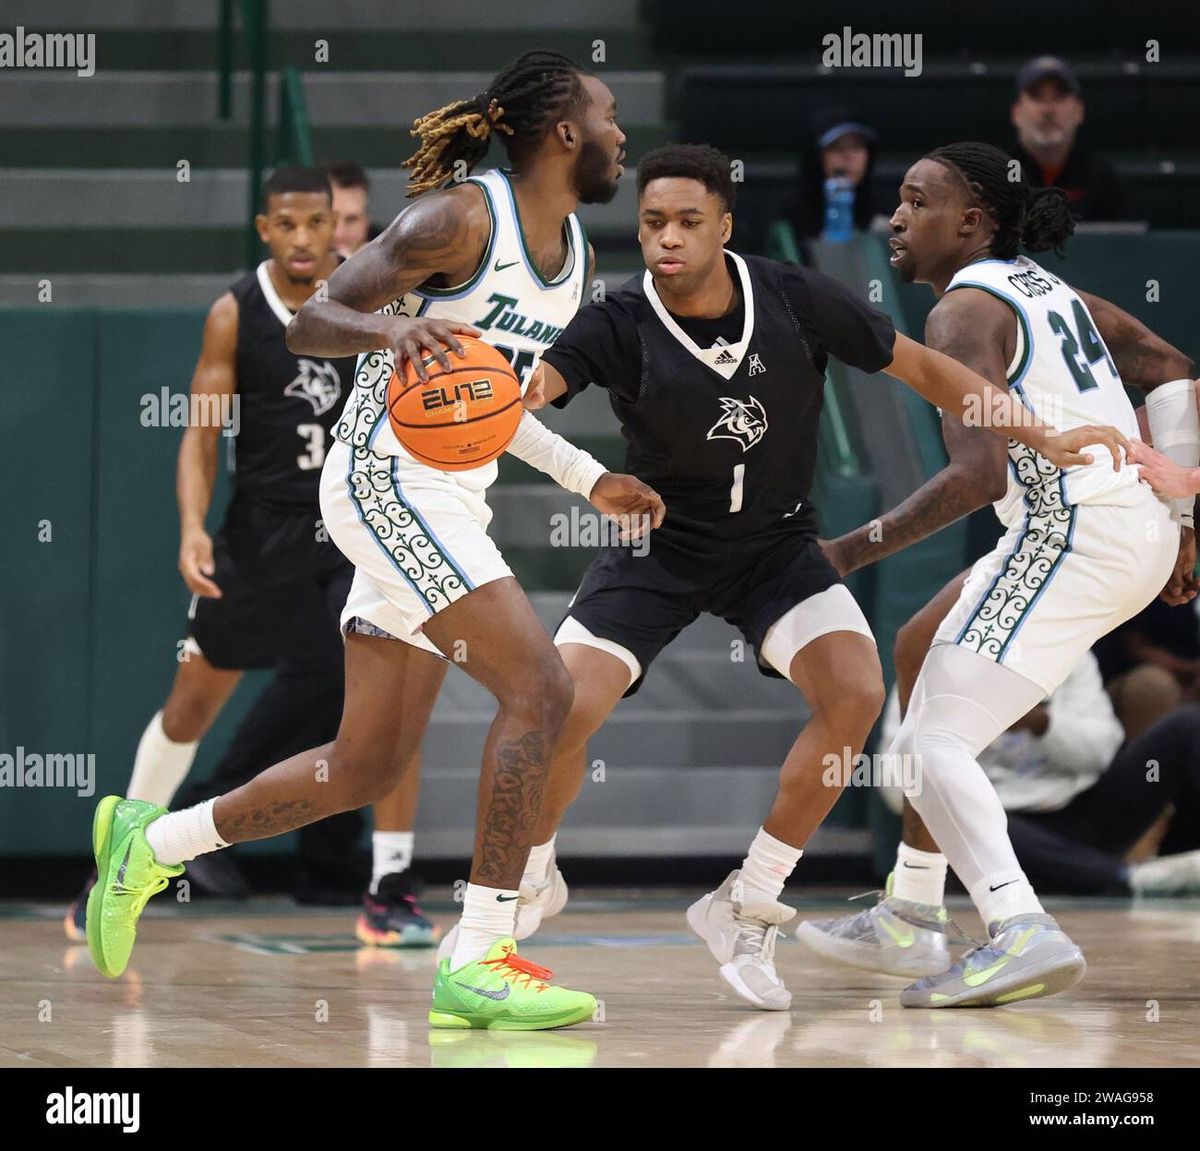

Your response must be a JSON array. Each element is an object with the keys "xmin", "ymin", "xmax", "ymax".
[{"xmin": 84, "ymin": 51, "xmax": 663, "ymax": 1031}]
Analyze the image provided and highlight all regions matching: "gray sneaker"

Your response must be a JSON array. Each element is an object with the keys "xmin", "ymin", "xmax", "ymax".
[
  {"xmin": 687, "ymin": 870, "xmax": 796, "ymax": 1011},
  {"xmin": 796, "ymin": 887, "xmax": 953, "ymax": 978},
  {"xmin": 900, "ymin": 913, "xmax": 1086, "ymax": 1008}
]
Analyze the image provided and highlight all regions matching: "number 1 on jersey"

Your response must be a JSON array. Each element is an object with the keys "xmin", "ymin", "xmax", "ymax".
[{"xmin": 729, "ymin": 463, "xmax": 746, "ymax": 513}]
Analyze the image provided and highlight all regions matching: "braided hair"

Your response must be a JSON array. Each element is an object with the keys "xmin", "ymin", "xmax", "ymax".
[
  {"xmin": 403, "ymin": 50, "xmax": 589, "ymax": 196},
  {"xmin": 925, "ymin": 141, "xmax": 1075, "ymax": 258}
]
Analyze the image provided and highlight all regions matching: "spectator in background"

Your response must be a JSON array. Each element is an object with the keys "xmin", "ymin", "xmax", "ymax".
[
  {"xmin": 880, "ymin": 651, "xmax": 1200, "ymax": 896},
  {"xmin": 1093, "ymin": 596, "xmax": 1199, "ymax": 739},
  {"xmin": 322, "ymin": 160, "xmax": 380, "ymax": 257},
  {"xmin": 1010, "ymin": 56, "xmax": 1135, "ymax": 221},
  {"xmin": 783, "ymin": 106, "xmax": 885, "ymax": 243}
]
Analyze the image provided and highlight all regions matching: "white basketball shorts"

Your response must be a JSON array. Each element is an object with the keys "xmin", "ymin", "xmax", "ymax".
[
  {"xmin": 934, "ymin": 481, "xmax": 1178, "ymax": 695},
  {"xmin": 320, "ymin": 438, "xmax": 513, "ymax": 653}
]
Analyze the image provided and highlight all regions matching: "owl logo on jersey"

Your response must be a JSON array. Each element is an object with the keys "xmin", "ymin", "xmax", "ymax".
[
  {"xmin": 707, "ymin": 395, "xmax": 768, "ymax": 452},
  {"xmin": 285, "ymin": 359, "xmax": 342, "ymax": 416}
]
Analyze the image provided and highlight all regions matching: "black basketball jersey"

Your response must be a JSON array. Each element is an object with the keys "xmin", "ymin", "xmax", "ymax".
[
  {"xmin": 227, "ymin": 262, "xmax": 356, "ymax": 507},
  {"xmin": 542, "ymin": 252, "xmax": 896, "ymax": 562}
]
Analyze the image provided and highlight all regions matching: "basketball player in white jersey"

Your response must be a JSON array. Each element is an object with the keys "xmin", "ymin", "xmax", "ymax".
[
  {"xmin": 85, "ymin": 51, "xmax": 665, "ymax": 1032},
  {"xmin": 808, "ymin": 142, "xmax": 1196, "ymax": 1007}
]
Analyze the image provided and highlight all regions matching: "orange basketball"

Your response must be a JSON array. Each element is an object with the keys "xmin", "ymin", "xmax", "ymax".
[{"xmin": 386, "ymin": 336, "xmax": 523, "ymax": 471}]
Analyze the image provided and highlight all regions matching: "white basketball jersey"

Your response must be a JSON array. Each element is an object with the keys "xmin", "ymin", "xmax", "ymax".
[
  {"xmin": 334, "ymin": 167, "xmax": 589, "ymax": 491},
  {"xmin": 945, "ymin": 256, "xmax": 1141, "ymax": 527}
]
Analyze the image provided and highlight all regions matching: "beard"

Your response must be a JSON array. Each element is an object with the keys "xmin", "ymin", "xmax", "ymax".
[{"xmin": 573, "ymin": 137, "xmax": 620, "ymax": 205}]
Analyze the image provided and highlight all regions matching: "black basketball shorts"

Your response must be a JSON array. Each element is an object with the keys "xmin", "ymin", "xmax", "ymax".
[
  {"xmin": 557, "ymin": 533, "xmax": 874, "ymax": 696},
  {"xmin": 186, "ymin": 492, "xmax": 353, "ymax": 670}
]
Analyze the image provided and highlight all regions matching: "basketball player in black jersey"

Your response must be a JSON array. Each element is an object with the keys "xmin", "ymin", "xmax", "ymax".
[
  {"xmin": 67, "ymin": 167, "xmax": 439, "ymax": 948},
  {"xmin": 513, "ymin": 144, "xmax": 1126, "ymax": 1010}
]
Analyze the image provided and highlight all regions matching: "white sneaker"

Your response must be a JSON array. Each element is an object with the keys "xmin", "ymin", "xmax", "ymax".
[
  {"xmin": 436, "ymin": 863, "xmax": 569, "ymax": 964},
  {"xmin": 686, "ymin": 869, "xmax": 796, "ymax": 1011},
  {"xmin": 1130, "ymin": 848, "xmax": 1200, "ymax": 895}
]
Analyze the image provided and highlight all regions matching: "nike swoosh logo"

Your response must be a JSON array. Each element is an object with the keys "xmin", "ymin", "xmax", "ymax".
[
  {"xmin": 989, "ymin": 880, "xmax": 1018, "ymax": 892},
  {"xmin": 493, "ymin": 259, "xmax": 519, "ymax": 272},
  {"xmin": 901, "ymin": 862, "xmax": 929, "ymax": 869},
  {"xmin": 964, "ymin": 959, "xmax": 1009, "ymax": 987},
  {"xmin": 455, "ymin": 981, "xmax": 510, "ymax": 1000},
  {"xmin": 878, "ymin": 915, "xmax": 915, "ymax": 949},
  {"xmin": 962, "ymin": 928, "xmax": 1039, "ymax": 987},
  {"xmin": 495, "ymin": 894, "xmax": 519, "ymax": 902},
  {"xmin": 115, "ymin": 841, "xmax": 133, "ymax": 888}
]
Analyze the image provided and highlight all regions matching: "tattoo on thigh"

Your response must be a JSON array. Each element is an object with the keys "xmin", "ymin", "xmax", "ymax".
[{"xmin": 476, "ymin": 731, "xmax": 549, "ymax": 887}]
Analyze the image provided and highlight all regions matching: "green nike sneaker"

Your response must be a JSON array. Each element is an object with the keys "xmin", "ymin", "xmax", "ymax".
[
  {"xmin": 900, "ymin": 913, "xmax": 1086, "ymax": 1008},
  {"xmin": 86, "ymin": 795, "xmax": 184, "ymax": 979},
  {"xmin": 429, "ymin": 938, "xmax": 597, "ymax": 1031}
]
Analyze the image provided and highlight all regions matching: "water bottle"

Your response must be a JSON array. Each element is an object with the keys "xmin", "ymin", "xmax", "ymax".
[{"xmin": 821, "ymin": 172, "xmax": 855, "ymax": 242}]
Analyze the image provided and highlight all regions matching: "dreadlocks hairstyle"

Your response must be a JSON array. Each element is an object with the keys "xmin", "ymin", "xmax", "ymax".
[
  {"xmin": 403, "ymin": 50, "xmax": 590, "ymax": 196},
  {"xmin": 925, "ymin": 141, "xmax": 1075, "ymax": 259}
]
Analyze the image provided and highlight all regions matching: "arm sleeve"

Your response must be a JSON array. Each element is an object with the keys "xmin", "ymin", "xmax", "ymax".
[
  {"xmin": 786, "ymin": 266, "xmax": 897, "ymax": 373},
  {"xmin": 505, "ymin": 410, "xmax": 608, "ymax": 498},
  {"xmin": 541, "ymin": 296, "xmax": 641, "ymax": 409}
]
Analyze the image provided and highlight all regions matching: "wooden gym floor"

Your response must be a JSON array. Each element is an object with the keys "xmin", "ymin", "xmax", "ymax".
[{"xmin": 2, "ymin": 891, "xmax": 1198, "ymax": 1068}]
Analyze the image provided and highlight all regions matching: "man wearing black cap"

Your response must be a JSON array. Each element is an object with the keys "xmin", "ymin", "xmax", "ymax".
[{"xmin": 1010, "ymin": 55, "xmax": 1134, "ymax": 221}]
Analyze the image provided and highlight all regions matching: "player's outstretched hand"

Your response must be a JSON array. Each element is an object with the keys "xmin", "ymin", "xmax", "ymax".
[
  {"xmin": 589, "ymin": 473, "xmax": 666, "ymax": 542},
  {"xmin": 1161, "ymin": 527, "xmax": 1199, "ymax": 606},
  {"xmin": 1039, "ymin": 424, "xmax": 1130, "ymax": 471},
  {"xmin": 180, "ymin": 526, "xmax": 221, "ymax": 598},
  {"xmin": 386, "ymin": 317, "xmax": 479, "ymax": 382},
  {"xmin": 523, "ymin": 363, "xmax": 549, "ymax": 410},
  {"xmin": 1129, "ymin": 439, "xmax": 1200, "ymax": 500}
]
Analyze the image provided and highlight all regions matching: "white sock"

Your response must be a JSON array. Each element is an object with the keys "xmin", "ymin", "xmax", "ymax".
[
  {"xmin": 522, "ymin": 836, "xmax": 556, "ymax": 889},
  {"xmin": 739, "ymin": 827, "xmax": 802, "ymax": 905},
  {"xmin": 971, "ymin": 873, "xmax": 1044, "ymax": 927},
  {"xmin": 449, "ymin": 883, "xmax": 519, "ymax": 970},
  {"xmin": 897, "ymin": 645, "xmax": 1046, "ymax": 927},
  {"xmin": 891, "ymin": 843, "xmax": 948, "ymax": 906},
  {"xmin": 126, "ymin": 710, "xmax": 199, "ymax": 807},
  {"xmin": 144, "ymin": 798, "xmax": 229, "ymax": 866},
  {"xmin": 370, "ymin": 830, "xmax": 414, "ymax": 894}
]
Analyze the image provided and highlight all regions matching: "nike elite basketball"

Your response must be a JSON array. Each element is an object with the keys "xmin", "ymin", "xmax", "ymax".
[{"xmin": 387, "ymin": 336, "xmax": 523, "ymax": 471}]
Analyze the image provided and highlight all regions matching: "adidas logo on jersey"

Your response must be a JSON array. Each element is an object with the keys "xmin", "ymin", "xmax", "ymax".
[{"xmin": 712, "ymin": 348, "xmax": 738, "ymax": 366}]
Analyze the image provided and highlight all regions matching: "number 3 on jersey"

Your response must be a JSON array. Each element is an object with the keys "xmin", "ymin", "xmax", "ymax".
[{"xmin": 296, "ymin": 423, "xmax": 326, "ymax": 470}]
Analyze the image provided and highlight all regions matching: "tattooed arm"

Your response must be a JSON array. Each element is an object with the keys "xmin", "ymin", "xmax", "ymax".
[
  {"xmin": 822, "ymin": 292, "xmax": 1009, "ymax": 576},
  {"xmin": 1075, "ymin": 289, "xmax": 1195, "ymax": 392},
  {"xmin": 286, "ymin": 183, "xmax": 485, "ymax": 379}
]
